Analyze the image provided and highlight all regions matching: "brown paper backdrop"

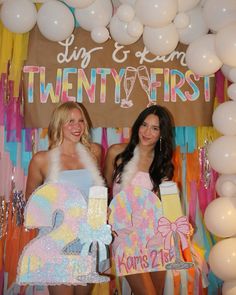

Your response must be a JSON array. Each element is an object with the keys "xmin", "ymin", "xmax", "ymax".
[{"xmin": 24, "ymin": 27, "xmax": 215, "ymax": 128}]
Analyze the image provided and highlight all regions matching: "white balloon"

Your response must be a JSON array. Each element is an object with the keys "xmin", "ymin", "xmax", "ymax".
[
  {"xmin": 119, "ymin": 0, "xmax": 136, "ymax": 5},
  {"xmin": 185, "ymin": 34, "xmax": 222, "ymax": 76},
  {"xmin": 178, "ymin": 0, "xmax": 200, "ymax": 12},
  {"xmin": 127, "ymin": 19, "xmax": 143, "ymax": 37},
  {"xmin": 215, "ymin": 23, "xmax": 236, "ymax": 68},
  {"xmin": 204, "ymin": 197, "xmax": 236, "ymax": 237},
  {"xmin": 216, "ymin": 174, "xmax": 236, "ymax": 198},
  {"xmin": 117, "ymin": 4, "xmax": 135, "ymax": 22},
  {"xmin": 109, "ymin": 15, "xmax": 140, "ymax": 45},
  {"xmin": 229, "ymin": 69, "xmax": 236, "ymax": 83},
  {"xmin": 223, "ymin": 280, "xmax": 236, "ymax": 295},
  {"xmin": 203, "ymin": 0, "xmax": 236, "ymax": 32},
  {"xmin": 64, "ymin": 0, "xmax": 96, "ymax": 8},
  {"xmin": 143, "ymin": 24, "xmax": 179, "ymax": 56},
  {"xmin": 227, "ymin": 83, "xmax": 236, "ymax": 101},
  {"xmin": 37, "ymin": 0, "xmax": 75, "ymax": 42},
  {"xmin": 135, "ymin": 0, "xmax": 178, "ymax": 28},
  {"xmin": 0, "ymin": 0, "xmax": 37, "ymax": 33},
  {"xmin": 221, "ymin": 64, "xmax": 234, "ymax": 82},
  {"xmin": 208, "ymin": 136, "xmax": 236, "ymax": 174},
  {"xmin": 212, "ymin": 101, "xmax": 236, "ymax": 135},
  {"xmin": 178, "ymin": 6, "xmax": 209, "ymax": 45},
  {"xmin": 91, "ymin": 26, "xmax": 110, "ymax": 43},
  {"xmin": 174, "ymin": 13, "xmax": 190, "ymax": 29},
  {"xmin": 200, "ymin": 0, "xmax": 206, "ymax": 7},
  {"xmin": 75, "ymin": 0, "xmax": 113, "ymax": 31},
  {"xmin": 209, "ymin": 238, "xmax": 236, "ymax": 281}
]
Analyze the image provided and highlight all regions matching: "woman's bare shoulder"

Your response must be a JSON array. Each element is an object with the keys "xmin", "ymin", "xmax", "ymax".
[
  {"xmin": 90, "ymin": 142, "xmax": 102, "ymax": 153},
  {"xmin": 90, "ymin": 142, "xmax": 102, "ymax": 157},
  {"xmin": 30, "ymin": 150, "xmax": 49, "ymax": 168},
  {"xmin": 107, "ymin": 143, "xmax": 127, "ymax": 156},
  {"xmin": 90, "ymin": 142, "xmax": 102, "ymax": 163}
]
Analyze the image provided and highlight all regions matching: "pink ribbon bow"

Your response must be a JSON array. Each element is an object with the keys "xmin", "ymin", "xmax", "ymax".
[{"xmin": 157, "ymin": 216, "xmax": 191, "ymax": 250}]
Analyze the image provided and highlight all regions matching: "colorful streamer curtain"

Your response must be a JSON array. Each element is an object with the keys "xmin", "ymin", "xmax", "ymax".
[{"xmin": 0, "ymin": 19, "xmax": 227, "ymax": 295}]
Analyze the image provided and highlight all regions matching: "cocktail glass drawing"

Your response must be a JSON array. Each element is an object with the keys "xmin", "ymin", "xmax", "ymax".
[
  {"xmin": 121, "ymin": 66, "xmax": 137, "ymax": 108},
  {"xmin": 137, "ymin": 65, "xmax": 156, "ymax": 107},
  {"xmin": 165, "ymin": 231, "xmax": 194, "ymax": 270},
  {"xmin": 77, "ymin": 187, "xmax": 110, "ymax": 283}
]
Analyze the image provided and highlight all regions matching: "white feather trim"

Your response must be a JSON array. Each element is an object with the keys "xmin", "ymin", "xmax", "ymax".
[
  {"xmin": 120, "ymin": 146, "xmax": 139, "ymax": 190},
  {"xmin": 46, "ymin": 143, "xmax": 105, "ymax": 186},
  {"xmin": 47, "ymin": 147, "xmax": 61, "ymax": 182}
]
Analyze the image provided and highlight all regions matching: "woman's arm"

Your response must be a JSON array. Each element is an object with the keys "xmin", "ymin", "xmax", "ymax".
[
  {"xmin": 25, "ymin": 151, "xmax": 48, "ymax": 200},
  {"xmin": 104, "ymin": 143, "xmax": 126, "ymax": 188},
  {"xmin": 90, "ymin": 142, "xmax": 102, "ymax": 166}
]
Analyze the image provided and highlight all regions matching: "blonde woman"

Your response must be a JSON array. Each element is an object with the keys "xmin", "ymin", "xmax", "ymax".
[{"xmin": 25, "ymin": 101, "xmax": 104, "ymax": 295}]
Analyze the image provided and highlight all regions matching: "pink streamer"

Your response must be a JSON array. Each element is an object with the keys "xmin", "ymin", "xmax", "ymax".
[
  {"xmin": 25, "ymin": 128, "xmax": 33, "ymax": 152},
  {"xmin": 0, "ymin": 74, "xmax": 6, "ymax": 125},
  {"xmin": 215, "ymin": 70, "xmax": 226, "ymax": 103},
  {"xmin": 6, "ymin": 82, "xmax": 23, "ymax": 142},
  {"xmin": 0, "ymin": 127, "xmax": 4, "ymax": 196},
  {"xmin": 101, "ymin": 128, "xmax": 108, "ymax": 169},
  {"xmin": 188, "ymin": 181, "xmax": 198, "ymax": 225}
]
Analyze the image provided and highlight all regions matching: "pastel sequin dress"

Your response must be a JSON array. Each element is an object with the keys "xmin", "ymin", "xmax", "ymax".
[{"xmin": 113, "ymin": 171, "xmax": 153, "ymax": 196}]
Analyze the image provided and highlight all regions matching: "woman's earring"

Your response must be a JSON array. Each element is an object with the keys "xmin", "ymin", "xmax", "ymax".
[{"xmin": 159, "ymin": 136, "xmax": 162, "ymax": 152}]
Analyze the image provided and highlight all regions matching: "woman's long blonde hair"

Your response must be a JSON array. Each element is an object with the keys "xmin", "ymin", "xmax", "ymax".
[{"xmin": 48, "ymin": 101, "xmax": 91, "ymax": 150}]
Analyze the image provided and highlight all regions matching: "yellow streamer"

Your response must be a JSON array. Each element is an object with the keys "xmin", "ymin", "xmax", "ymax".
[{"xmin": 0, "ymin": 24, "xmax": 13, "ymax": 75}]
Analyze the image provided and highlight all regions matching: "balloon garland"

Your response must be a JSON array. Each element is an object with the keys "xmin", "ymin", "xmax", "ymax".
[
  {"xmin": 204, "ymin": 93, "xmax": 236, "ymax": 293},
  {"xmin": 0, "ymin": 0, "xmax": 236, "ymax": 84}
]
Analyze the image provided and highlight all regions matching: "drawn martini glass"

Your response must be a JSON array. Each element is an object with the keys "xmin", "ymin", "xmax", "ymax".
[
  {"xmin": 159, "ymin": 182, "xmax": 194, "ymax": 270},
  {"xmin": 121, "ymin": 67, "xmax": 137, "ymax": 108},
  {"xmin": 137, "ymin": 65, "xmax": 156, "ymax": 107},
  {"xmin": 77, "ymin": 186, "xmax": 110, "ymax": 283}
]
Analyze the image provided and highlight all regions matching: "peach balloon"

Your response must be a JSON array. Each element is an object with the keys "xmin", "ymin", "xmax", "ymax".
[
  {"xmin": 208, "ymin": 136, "xmax": 236, "ymax": 174},
  {"xmin": 209, "ymin": 238, "xmax": 236, "ymax": 281},
  {"xmin": 204, "ymin": 197, "xmax": 236, "ymax": 237},
  {"xmin": 216, "ymin": 175, "xmax": 236, "ymax": 198},
  {"xmin": 212, "ymin": 101, "xmax": 236, "ymax": 136},
  {"xmin": 223, "ymin": 280, "xmax": 236, "ymax": 295}
]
